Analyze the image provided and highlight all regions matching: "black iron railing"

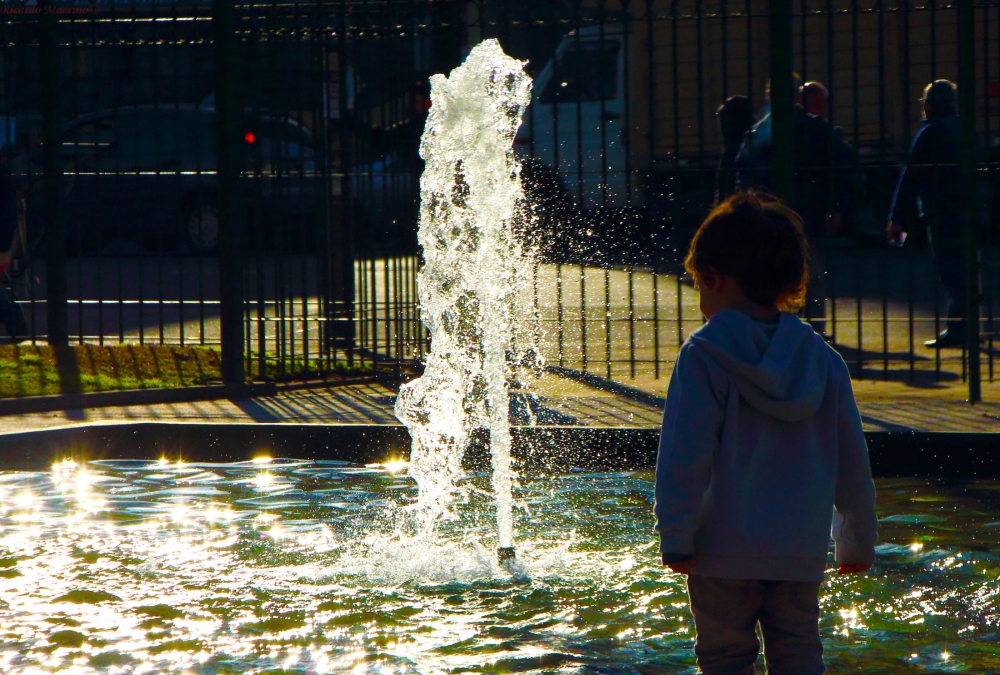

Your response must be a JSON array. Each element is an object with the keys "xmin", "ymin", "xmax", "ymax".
[{"xmin": 0, "ymin": 1, "xmax": 996, "ymax": 396}]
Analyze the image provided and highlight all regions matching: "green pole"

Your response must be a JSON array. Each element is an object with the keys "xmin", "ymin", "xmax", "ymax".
[
  {"xmin": 213, "ymin": 0, "xmax": 245, "ymax": 385},
  {"xmin": 957, "ymin": 0, "xmax": 980, "ymax": 403},
  {"xmin": 769, "ymin": 0, "xmax": 794, "ymax": 205},
  {"xmin": 39, "ymin": 0, "xmax": 67, "ymax": 346}
]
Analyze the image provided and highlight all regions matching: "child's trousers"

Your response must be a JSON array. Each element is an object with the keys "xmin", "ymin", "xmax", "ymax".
[{"xmin": 686, "ymin": 575, "xmax": 825, "ymax": 675}]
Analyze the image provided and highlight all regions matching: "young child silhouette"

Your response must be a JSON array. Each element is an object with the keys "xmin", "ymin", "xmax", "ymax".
[{"xmin": 654, "ymin": 191, "xmax": 878, "ymax": 675}]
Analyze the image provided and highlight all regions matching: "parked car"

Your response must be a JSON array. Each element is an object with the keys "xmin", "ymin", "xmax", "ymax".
[{"xmin": 11, "ymin": 105, "xmax": 320, "ymax": 253}]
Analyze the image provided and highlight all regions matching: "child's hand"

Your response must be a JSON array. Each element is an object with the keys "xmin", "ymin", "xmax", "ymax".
[
  {"xmin": 662, "ymin": 552, "xmax": 696, "ymax": 575},
  {"xmin": 837, "ymin": 563, "xmax": 872, "ymax": 575},
  {"xmin": 667, "ymin": 559, "xmax": 697, "ymax": 575}
]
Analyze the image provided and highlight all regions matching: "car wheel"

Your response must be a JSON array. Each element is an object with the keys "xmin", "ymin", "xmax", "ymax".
[{"xmin": 186, "ymin": 202, "xmax": 219, "ymax": 252}]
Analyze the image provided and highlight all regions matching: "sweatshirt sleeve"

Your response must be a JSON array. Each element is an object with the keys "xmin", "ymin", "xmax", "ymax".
[
  {"xmin": 832, "ymin": 370, "xmax": 879, "ymax": 565},
  {"xmin": 654, "ymin": 343, "xmax": 726, "ymax": 556}
]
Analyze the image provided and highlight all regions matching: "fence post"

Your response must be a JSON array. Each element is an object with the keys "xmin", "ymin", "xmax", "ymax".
[
  {"xmin": 39, "ymin": 0, "xmax": 67, "ymax": 346},
  {"xmin": 769, "ymin": 0, "xmax": 794, "ymax": 204},
  {"xmin": 213, "ymin": 0, "xmax": 245, "ymax": 384},
  {"xmin": 958, "ymin": 0, "xmax": 980, "ymax": 403},
  {"xmin": 327, "ymin": 15, "xmax": 355, "ymax": 364}
]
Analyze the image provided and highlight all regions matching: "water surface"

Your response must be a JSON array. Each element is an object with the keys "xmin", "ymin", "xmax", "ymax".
[{"xmin": 0, "ymin": 459, "xmax": 996, "ymax": 673}]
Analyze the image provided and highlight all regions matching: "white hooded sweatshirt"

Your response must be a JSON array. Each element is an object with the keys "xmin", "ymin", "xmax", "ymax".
[{"xmin": 654, "ymin": 309, "xmax": 878, "ymax": 582}]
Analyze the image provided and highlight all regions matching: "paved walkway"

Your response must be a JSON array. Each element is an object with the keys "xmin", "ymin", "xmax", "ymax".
[{"xmin": 1, "ymin": 373, "xmax": 999, "ymax": 434}]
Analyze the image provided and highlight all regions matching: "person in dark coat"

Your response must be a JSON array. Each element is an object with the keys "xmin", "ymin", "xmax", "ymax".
[
  {"xmin": 714, "ymin": 95, "xmax": 755, "ymax": 205},
  {"xmin": 887, "ymin": 80, "xmax": 973, "ymax": 349},
  {"xmin": 736, "ymin": 75, "xmax": 836, "ymax": 335},
  {"xmin": 0, "ymin": 148, "xmax": 19, "ymax": 269},
  {"xmin": 802, "ymin": 81, "xmax": 881, "ymax": 244}
]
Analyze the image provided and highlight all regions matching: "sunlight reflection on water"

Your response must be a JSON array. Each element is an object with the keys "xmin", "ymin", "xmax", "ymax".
[{"xmin": 0, "ymin": 461, "xmax": 996, "ymax": 673}]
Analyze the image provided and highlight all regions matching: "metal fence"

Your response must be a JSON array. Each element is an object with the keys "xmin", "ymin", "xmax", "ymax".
[
  {"xmin": 0, "ymin": 0, "xmax": 446, "ymax": 381},
  {"xmin": 352, "ymin": 0, "xmax": 1000, "ymax": 400},
  {"xmin": 2, "ymin": 1, "xmax": 999, "ymax": 396},
  {"xmin": 356, "ymin": 249, "xmax": 1000, "ymax": 389}
]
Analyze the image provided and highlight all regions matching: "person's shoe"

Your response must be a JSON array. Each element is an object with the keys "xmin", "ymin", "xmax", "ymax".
[{"xmin": 924, "ymin": 329, "xmax": 966, "ymax": 349}]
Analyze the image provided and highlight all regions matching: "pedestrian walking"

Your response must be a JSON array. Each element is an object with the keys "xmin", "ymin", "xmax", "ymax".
[
  {"xmin": 802, "ymin": 80, "xmax": 882, "ymax": 245},
  {"xmin": 736, "ymin": 74, "xmax": 837, "ymax": 335},
  {"xmin": 887, "ymin": 80, "xmax": 977, "ymax": 349},
  {"xmin": 714, "ymin": 95, "xmax": 755, "ymax": 205}
]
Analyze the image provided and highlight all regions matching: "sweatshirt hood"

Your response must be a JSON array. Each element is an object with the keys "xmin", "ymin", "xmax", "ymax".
[{"xmin": 688, "ymin": 309, "xmax": 831, "ymax": 421}]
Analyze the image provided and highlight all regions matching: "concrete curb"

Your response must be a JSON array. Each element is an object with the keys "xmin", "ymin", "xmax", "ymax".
[
  {"xmin": 0, "ymin": 376, "xmax": 385, "ymax": 418},
  {"xmin": 0, "ymin": 422, "xmax": 655, "ymax": 473},
  {"xmin": 0, "ymin": 422, "xmax": 997, "ymax": 478}
]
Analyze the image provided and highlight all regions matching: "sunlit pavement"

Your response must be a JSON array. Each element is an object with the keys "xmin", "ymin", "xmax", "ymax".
[{"xmin": 0, "ymin": 373, "xmax": 999, "ymax": 437}]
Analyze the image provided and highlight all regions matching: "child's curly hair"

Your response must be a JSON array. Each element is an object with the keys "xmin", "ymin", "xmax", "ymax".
[{"xmin": 685, "ymin": 190, "xmax": 809, "ymax": 311}]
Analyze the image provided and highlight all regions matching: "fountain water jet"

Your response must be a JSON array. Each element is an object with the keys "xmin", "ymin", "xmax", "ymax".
[{"xmin": 394, "ymin": 40, "xmax": 540, "ymax": 558}]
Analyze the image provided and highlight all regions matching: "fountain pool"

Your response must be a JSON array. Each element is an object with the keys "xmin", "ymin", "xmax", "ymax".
[{"xmin": 0, "ymin": 458, "xmax": 997, "ymax": 674}]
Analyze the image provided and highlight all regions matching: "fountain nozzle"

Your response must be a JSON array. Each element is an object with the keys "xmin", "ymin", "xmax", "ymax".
[{"xmin": 497, "ymin": 547, "xmax": 516, "ymax": 564}]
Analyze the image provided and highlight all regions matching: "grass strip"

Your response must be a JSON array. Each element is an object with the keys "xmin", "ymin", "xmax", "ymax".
[{"xmin": 0, "ymin": 345, "xmax": 381, "ymax": 399}]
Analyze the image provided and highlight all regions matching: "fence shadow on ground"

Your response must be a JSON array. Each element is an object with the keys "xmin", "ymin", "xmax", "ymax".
[{"xmin": 832, "ymin": 342, "xmax": 962, "ymax": 388}]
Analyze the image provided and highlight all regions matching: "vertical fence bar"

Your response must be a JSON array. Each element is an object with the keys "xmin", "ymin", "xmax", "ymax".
[
  {"xmin": 935, "ymin": 282, "xmax": 941, "ymax": 379},
  {"xmin": 598, "ymin": 3, "xmax": 608, "ymax": 209},
  {"xmin": 676, "ymin": 272, "xmax": 683, "ymax": 345},
  {"xmin": 40, "ymin": 0, "xmax": 67, "ymax": 346},
  {"xmin": 695, "ymin": 1, "xmax": 705, "ymax": 198},
  {"xmin": 798, "ymin": 0, "xmax": 806, "ymax": 79},
  {"xmin": 358, "ymin": 257, "xmax": 367, "ymax": 365},
  {"xmin": 856, "ymin": 255, "xmax": 863, "ymax": 378},
  {"xmin": 532, "ymin": 261, "xmax": 539, "ymax": 371},
  {"xmin": 557, "ymin": 263, "xmax": 564, "ymax": 366},
  {"xmin": 881, "ymin": 258, "xmax": 888, "ymax": 379},
  {"xmin": 652, "ymin": 266, "xmax": 660, "ymax": 379},
  {"xmin": 332, "ymin": 0, "xmax": 355, "ymax": 368},
  {"xmin": 672, "ymin": 1, "xmax": 680, "ymax": 171},
  {"xmin": 153, "ymin": 1, "xmax": 166, "ymax": 348},
  {"xmin": 604, "ymin": 268, "xmax": 611, "ymax": 379},
  {"xmin": 214, "ymin": 0, "xmax": 246, "ymax": 384},
  {"xmin": 745, "ymin": 0, "xmax": 754, "ymax": 109},
  {"xmin": 878, "ymin": 0, "xmax": 887, "ymax": 379},
  {"xmin": 986, "ymin": 0, "xmax": 994, "ymax": 383},
  {"xmin": 908, "ymin": 252, "xmax": 915, "ymax": 381},
  {"xmin": 930, "ymin": 0, "xmax": 937, "ymax": 83},
  {"xmin": 628, "ymin": 266, "xmax": 635, "ymax": 379},
  {"xmin": 647, "ymin": 0, "xmax": 655, "ymax": 209},
  {"xmin": 573, "ymin": 2, "xmax": 583, "ymax": 207},
  {"xmin": 958, "ymin": 0, "xmax": 980, "ymax": 402},
  {"xmin": 382, "ymin": 258, "xmax": 390, "ymax": 366},
  {"xmin": 830, "ymin": 262, "xmax": 837, "ymax": 346},
  {"xmin": 71, "ymin": 10, "xmax": 83, "ymax": 345},
  {"xmin": 769, "ymin": 0, "xmax": 794, "ymax": 204},
  {"xmin": 394, "ymin": 255, "xmax": 402, "ymax": 375},
  {"xmin": 826, "ymin": 0, "xmax": 834, "ymax": 127},
  {"xmin": 580, "ymin": 265, "xmax": 588, "ymax": 373},
  {"xmin": 622, "ymin": 1, "xmax": 632, "ymax": 205},
  {"xmin": 721, "ymin": 0, "xmax": 728, "ymax": 99},
  {"xmin": 369, "ymin": 256, "xmax": 377, "ymax": 365}
]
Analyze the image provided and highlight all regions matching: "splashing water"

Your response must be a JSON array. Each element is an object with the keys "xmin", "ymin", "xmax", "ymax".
[{"xmin": 394, "ymin": 40, "xmax": 540, "ymax": 550}]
